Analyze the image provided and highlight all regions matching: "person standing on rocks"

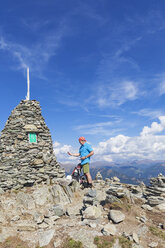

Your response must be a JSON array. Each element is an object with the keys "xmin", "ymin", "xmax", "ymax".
[{"xmin": 67, "ymin": 137, "xmax": 94, "ymax": 188}]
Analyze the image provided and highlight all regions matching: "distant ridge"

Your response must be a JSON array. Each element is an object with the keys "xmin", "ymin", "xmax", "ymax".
[{"xmin": 62, "ymin": 160, "xmax": 165, "ymax": 185}]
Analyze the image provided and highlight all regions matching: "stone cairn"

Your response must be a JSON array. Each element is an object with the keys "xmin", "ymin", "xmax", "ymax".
[
  {"xmin": 95, "ymin": 171, "xmax": 103, "ymax": 181},
  {"xmin": 144, "ymin": 173, "xmax": 165, "ymax": 209},
  {"xmin": 0, "ymin": 100, "xmax": 65, "ymax": 191}
]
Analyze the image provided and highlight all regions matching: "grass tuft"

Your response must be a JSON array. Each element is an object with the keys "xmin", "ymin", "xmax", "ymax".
[
  {"xmin": 62, "ymin": 238, "xmax": 83, "ymax": 248},
  {"xmin": 94, "ymin": 236, "xmax": 115, "ymax": 248},
  {"xmin": 0, "ymin": 237, "xmax": 30, "ymax": 248},
  {"xmin": 149, "ymin": 226, "xmax": 165, "ymax": 241},
  {"xmin": 118, "ymin": 236, "xmax": 133, "ymax": 248},
  {"xmin": 109, "ymin": 200, "xmax": 131, "ymax": 212}
]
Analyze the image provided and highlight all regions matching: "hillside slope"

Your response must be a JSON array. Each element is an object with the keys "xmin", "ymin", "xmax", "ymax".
[{"xmin": 0, "ymin": 174, "xmax": 165, "ymax": 248}]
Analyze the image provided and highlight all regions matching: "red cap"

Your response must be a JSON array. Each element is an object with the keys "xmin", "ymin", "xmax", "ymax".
[{"xmin": 79, "ymin": 136, "xmax": 86, "ymax": 142}]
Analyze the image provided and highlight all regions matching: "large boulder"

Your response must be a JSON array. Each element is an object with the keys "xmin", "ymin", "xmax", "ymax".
[
  {"xmin": 32, "ymin": 187, "xmax": 53, "ymax": 206},
  {"xmin": 38, "ymin": 229, "xmax": 55, "ymax": 247},
  {"xmin": 16, "ymin": 192, "xmax": 35, "ymax": 209},
  {"xmin": 109, "ymin": 210, "xmax": 125, "ymax": 223},
  {"xmin": 102, "ymin": 223, "xmax": 117, "ymax": 236},
  {"xmin": 83, "ymin": 206, "xmax": 102, "ymax": 220}
]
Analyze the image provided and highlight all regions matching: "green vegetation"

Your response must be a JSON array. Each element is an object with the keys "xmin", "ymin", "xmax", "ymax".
[
  {"xmin": 94, "ymin": 236, "xmax": 133, "ymax": 248},
  {"xmin": 149, "ymin": 226, "xmax": 165, "ymax": 241},
  {"xmin": 62, "ymin": 238, "xmax": 83, "ymax": 248},
  {"xmin": 110, "ymin": 199, "xmax": 131, "ymax": 212},
  {"xmin": 0, "ymin": 237, "xmax": 29, "ymax": 248},
  {"xmin": 94, "ymin": 236, "xmax": 115, "ymax": 248},
  {"xmin": 118, "ymin": 236, "xmax": 133, "ymax": 248}
]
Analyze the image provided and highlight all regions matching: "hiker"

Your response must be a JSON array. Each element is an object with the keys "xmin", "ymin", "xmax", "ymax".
[{"xmin": 67, "ymin": 136, "xmax": 94, "ymax": 188}]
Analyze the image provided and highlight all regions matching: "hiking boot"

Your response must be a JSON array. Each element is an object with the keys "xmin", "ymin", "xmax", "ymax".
[{"xmin": 88, "ymin": 183, "xmax": 93, "ymax": 188}]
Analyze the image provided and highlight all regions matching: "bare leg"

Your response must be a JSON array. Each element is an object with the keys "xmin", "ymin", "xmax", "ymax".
[{"xmin": 85, "ymin": 172, "xmax": 92, "ymax": 184}]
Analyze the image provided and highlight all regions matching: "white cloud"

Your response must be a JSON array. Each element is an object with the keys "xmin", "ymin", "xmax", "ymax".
[
  {"xmin": 94, "ymin": 133, "xmax": 165, "ymax": 162},
  {"xmin": 53, "ymin": 141, "xmax": 61, "ymax": 148},
  {"xmin": 140, "ymin": 116, "xmax": 165, "ymax": 136},
  {"xmin": 133, "ymin": 108, "xmax": 163, "ymax": 119},
  {"xmin": 74, "ymin": 121, "xmax": 124, "ymax": 136},
  {"xmin": 96, "ymin": 80, "xmax": 138, "ymax": 108},
  {"xmin": 123, "ymin": 81, "xmax": 138, "ymax": 100},
  {"xmin": 53, "ymin": 141, "xmax": 77, "ymax": 163},
  {"xmin": 159, "ymin": 77, "xmax": 165, "ymax": 96},
  {"xmin": 0, "ymin": 21, "xmax": 67, "ymax": 77},
  {"xmin": 54, "ymin": 116, "xmax": 165, "ymax": 163},
  {"xmin": 75, "ymin": 1, "xmax": 107, "ymax": 26},
  {"xmin": 151, "ymin": 73, "xmax": 165, "ymax": 97},
  {"xmin": 75, "ymin": 121, "xmax": 117, "ymax": 130},
  {"xmin": 93, "ymin": 116, "xmax": 165, "ymax": 162}
]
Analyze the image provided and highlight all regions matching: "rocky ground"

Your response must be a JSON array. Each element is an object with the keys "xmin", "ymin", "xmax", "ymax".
[{"xmin": 0, "ymin": 174, "xmax": 165, "ymax": 248}]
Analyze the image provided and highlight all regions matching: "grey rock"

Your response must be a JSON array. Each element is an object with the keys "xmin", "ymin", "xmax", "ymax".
[
  {"xmin": 11, "ymin": 215, "xmax": 20, "ymax": 222},
  {"xmin": 0, "ymin": 214, "xmax": 6, "ymax": 224},
  {"xmin": 0, "ymin": 227, "xmax": 17, "ymax": 243},
  {"xmin": 85, "ymin": 189, "xmax": 97, "ymax": 198},
  {"xmin": 69, "ymin": 229, "xmax": 98, "ymax": 248},
  {"xmin": 33, "ymin": 212, "xmax": 44, "ymax": 224},
  {"xmin": 105, "ymin": 194, "xmax": 122, "ymax": 204},
  {"xmin": 83, "ymin": 206, "xmax": 102, "ymax": 220},
  {"xmin": 147, "ymin": 196, "xmax": 165, "ymax": 206},
  {"xmin": 148, "ymin": 242, "xmax": 158, "ymax": 248},
  {"xmin": 109, "ymin": 210, "xmax": 125, "ymax": 223},
  {"xmin": 88, "ymin": 222, "xmax": 97, "ymax": 228},
  {"xmin": 137, "ymin": 224, "xmax": 148, "ymax": 237},
  {"xmin": 16, "ymin": 192, "xmax": 35, "ymax": 209},
  {"xmin": 95, "ymin": 172, "xmax": 103, "ymax": 180},
  {"xmin": 0, "ymin": 188, "xmax": 4, "ymax": 194},
  {"xmin": 158, "ymin": 223, "xmax": 164, "ymax": 229},
  {"xmin": 38, "ymin": 229, "xmax": 55, "ymax": 247},
  {"xmin": 32, "ymin": 159, "xmax": 44, "ymax": 165},
  {"xmin": 60, "ymin": 181, "xmax": 73, "ymax": 198},
  {"xmin": 140, "ymin": 216, "xmax": 147, "ymax": 223},
  {"xmin": 112, "ymin": 176, "xmax": 120, "ymax": 182},
  {"xmin": 132, "ymin": 233, "xmax": 139, "ymax": 244},
  {"xmin": 54, "ymin": 239, "xmax": 62, "ymax": 248},
  {"xmin": 141, "ymin": 204, "xmax": 153, "ymax": 211},
  {"xmin": 66, "ymin": 203, "xmax": 82, "ymax": 216},
  {"xmin": 83, "ymin": 196, "xmax": 98, "ymax": 206},
  {"xmin": 38, "ymin": 222, "xmax": 49, "ymax": 229},
  {"xmin": 32, "ymin": 187, "xmax": 53, "ymax": 206},
  {"xmin": 0, "ymin": 100, "xmax": 65, "ymax": 191},
  {"xmin": 69, "ymin": 179, "xmax": 80, "ymax": 192},
  {"xmin": 156, "ymin": 202, "xmax": 165, "ymax": 211},
  {"xmin": 102, "ymin": 223, "xmax": 117, "ymax": 236},
  {"xmin": 163, "ymin": 222, "xmax": 165, "ymax": 229},
  {"xmin": 132, "ymin": 245, "xmax": 144, "ymax": 248},
  {"xmin": 17, "ymin": 220, "xmax": 37, "ymax": 231},
  {"xmin": 44, "ymin": 218, "xmax": 54, "ymax": 227},
  {"xmin": 51, "ymin": 205, "xmax": 64, "ymax": 217},
  {"xmin": 51, "ymin": 184, "xmax": 71, "ymax": 204},
  {"xmin": 144, "ymin": 174, "xmax": 165, "ymax": 209}
]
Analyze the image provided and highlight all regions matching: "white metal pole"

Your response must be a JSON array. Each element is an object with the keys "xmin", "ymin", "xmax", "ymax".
[{"xmin": 26, "ymin": 67, "xmax": 30, "ymax": 100}]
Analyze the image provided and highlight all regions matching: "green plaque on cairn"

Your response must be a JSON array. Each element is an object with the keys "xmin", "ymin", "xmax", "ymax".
[{"xmin": 28, "ymin": 133, "xmax": 37, "ymax": 143}]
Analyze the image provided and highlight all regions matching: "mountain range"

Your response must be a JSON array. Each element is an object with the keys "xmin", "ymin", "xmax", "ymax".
[{"xmin": 62, "ymin": 160, "xmax": 165, "ymax": 185}]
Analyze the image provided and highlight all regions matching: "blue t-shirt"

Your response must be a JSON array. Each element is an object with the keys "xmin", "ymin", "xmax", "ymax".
[{"xmin": 79, "ymin": 142, "xmax": 93, "ymax": 165}]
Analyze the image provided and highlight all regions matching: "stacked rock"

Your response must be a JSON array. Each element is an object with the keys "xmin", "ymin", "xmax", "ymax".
[
  {"xmin": 0, "ymin": 100, "xmax": 65, "ymax": 191},
  {"xmin": 83, "ymin": 189, "xmax": 98, "ymax": 207},
  {"xmin": 95, "ymin": 171, "xmax": 103, "ymax": 181},
  {"xmin": 111, "ymin": 176, "xmax": 120, "ymax": 183},
  {"xmin": 105, "ymin": 181, "xmax": 130, "ymax": 204},
  {"xmin": 144, "ymin": 174, "xmax": 165, "ymax": 210}
]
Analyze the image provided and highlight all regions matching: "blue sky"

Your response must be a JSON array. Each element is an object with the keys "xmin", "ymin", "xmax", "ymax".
[{"xmin": 1, "ymin": 0, "xmax": 165, "ymax": 163}]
